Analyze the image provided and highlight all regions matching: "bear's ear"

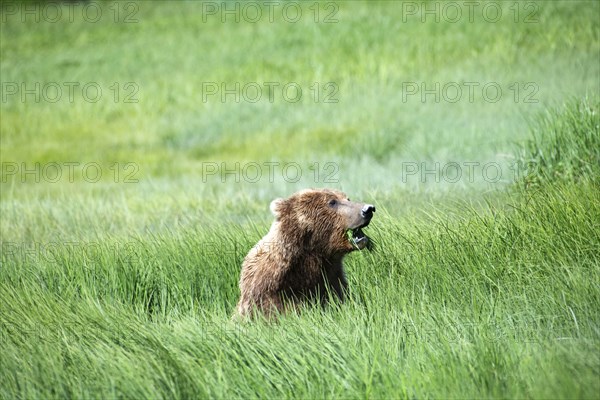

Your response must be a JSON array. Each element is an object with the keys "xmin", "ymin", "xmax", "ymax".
[{"xmin": 270, "ymin": 198, "xmax": 285, "ymax": 219}]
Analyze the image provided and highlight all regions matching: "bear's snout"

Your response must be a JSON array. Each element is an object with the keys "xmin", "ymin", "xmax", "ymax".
[{"xmin": 361, "ymin": 204, "xmax": 376, "ymax": 219}]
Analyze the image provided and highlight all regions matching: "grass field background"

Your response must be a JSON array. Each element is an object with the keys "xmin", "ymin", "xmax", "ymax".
[{"xmin": 1, "ymin": 1, "xmax": 599, "ymax": 398}]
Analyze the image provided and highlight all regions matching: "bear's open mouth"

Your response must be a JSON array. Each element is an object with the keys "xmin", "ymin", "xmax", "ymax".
[{"xmin": 348, "ymin": 227, "xmax": 370, "ymax": 250}]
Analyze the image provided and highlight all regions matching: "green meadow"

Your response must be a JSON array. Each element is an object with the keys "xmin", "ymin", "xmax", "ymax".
[{"xmin": 1, "ymin": 1, "xmax": 599, "ymax": 398}]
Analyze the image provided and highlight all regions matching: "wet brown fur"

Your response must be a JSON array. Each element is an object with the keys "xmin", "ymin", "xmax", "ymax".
[{"xmin": 236, "ymin": 189, "xmax": 372, "ymax": 318}]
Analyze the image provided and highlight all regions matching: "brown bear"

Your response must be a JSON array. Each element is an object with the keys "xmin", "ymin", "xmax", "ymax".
[{"xmin": 236, "ymin": 188, "xmax": 375, "ymax": 318}]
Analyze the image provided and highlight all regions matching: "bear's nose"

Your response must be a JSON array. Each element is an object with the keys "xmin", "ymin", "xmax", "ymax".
[{"xmin": 361, "ymin": 204, "xmax": 376, "ymax": 218}]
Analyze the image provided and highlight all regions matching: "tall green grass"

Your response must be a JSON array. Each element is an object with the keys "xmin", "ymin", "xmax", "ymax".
[
  {"xmin": 2, "ymin": 100, "xmax": 599, "ymax": 398},
  {"xmin": 1, "ymin": 1, "xmax": 599, "ymax": 398},
  {"xmin": 2, "ymin": 1, "xmax": 599, "ymax": 181},
  {"xmin": 516, "ymin": 97, "xmax": 600, "ymax": 186},
  {"xmin": 1, "ymin": 186, "xmax": 598, "ymax": 398}
]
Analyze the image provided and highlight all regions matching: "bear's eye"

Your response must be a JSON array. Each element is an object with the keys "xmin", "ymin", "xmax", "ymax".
[{"xmin": 328, "ymin": 199, "xmax": 337, "ymax": 207}]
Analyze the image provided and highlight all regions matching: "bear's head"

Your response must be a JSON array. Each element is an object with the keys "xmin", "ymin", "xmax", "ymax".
[{"xmin": 270, "ymin": 189, "xmax": 375, "ymax": 256}]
